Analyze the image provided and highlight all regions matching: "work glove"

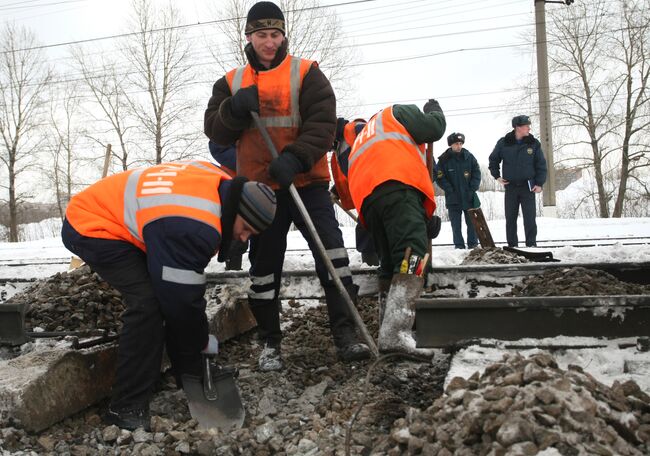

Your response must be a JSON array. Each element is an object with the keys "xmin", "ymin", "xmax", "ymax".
[
  {"xmin": 423, "ymin": 98, "xmax": 442, "ymax": 114},
  {"xmin": 426, "ymin": 215, "xmax": 441, "ymax": 239},
  {"xmin": 269, "ymin": 151, "xmax": 303, "ymax": 189},
  {"xmin": 230, "ymin": 85, "xmax": 259, "ymax": 119}
]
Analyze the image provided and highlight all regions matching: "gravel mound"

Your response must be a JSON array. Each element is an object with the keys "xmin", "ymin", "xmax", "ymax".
[{"xmin": 383, "ymin": 352, "xmax": 650, "ymax": 455}]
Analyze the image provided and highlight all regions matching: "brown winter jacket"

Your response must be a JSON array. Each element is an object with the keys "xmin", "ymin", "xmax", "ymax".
[{"xmin": 204, "ymin": 40, "xmax": 336, "ymax": 187}]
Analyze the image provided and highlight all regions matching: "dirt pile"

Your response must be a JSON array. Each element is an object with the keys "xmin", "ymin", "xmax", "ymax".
[
  {"xmin": 507, "ymin": 267, "xmax": 650, "ymax": 297},
  {"xmin": 461, "ymin": 247, "xmax": 529, "ymax": 265},
  {"xmin": 384, "ymin": 352, "xmax": 650, "ymax": 455}
]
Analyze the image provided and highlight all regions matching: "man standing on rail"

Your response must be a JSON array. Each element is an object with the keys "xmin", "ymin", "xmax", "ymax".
[{"xmin": 203, "ymin": 1, "xmax": 370, "ymax": 371}]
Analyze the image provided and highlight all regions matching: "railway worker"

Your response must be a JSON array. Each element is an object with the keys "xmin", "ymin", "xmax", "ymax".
[
  {"xmin": 347, "ymin": 100, "xmax": 446, "ymax": 352},
  {"xmin": 61, "ymin": 161, "xmax": 277, "ymax": 431},
  {"xmin": 203, "ymin": 1, "xmax": 371, "ymax": 371},
  {"xmin": 331, "ymin": 117, "xmax": 379, "ymax": 267},
  {"xmin": 435, "ymin": 132, "xmax": 481, "ymax": 249},
  {"xmin": 489, "ymin": 115, "xmax": 547, "ymax": 247}
]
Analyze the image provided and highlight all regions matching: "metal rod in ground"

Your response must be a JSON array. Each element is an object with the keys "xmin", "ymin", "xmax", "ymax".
[{"xmin": 251, "ymin": 111, "xmax": 379, "ymax": 357}]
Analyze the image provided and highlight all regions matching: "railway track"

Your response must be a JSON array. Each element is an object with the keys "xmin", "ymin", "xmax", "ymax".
[{"xmin": 1, "ymin": 235, "xmax": 649, "ymax": 270}]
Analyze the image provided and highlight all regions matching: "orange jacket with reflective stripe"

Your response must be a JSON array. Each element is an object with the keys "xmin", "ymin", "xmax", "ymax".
[
  {"xmin": 348, "ymin": 106, "xmax": 436, "ymax": 221},
  {"xmin": 226, "ymin": 54, "xmax": 329, "ymax": 189},
  {"xmin": 65, "ymin": 161, "xmax": 228, "ymax": 252},
  {"xmin": 331, "ymin": 120, "xmax": 365, "ymax": 210}
]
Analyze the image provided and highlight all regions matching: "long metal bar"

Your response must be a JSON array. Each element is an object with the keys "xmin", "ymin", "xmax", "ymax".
[
  {"xmin": 415, "ymin": 295, "xmax": 650, "ymax": 347},
  {"xmin": 251, "ymin": 112, "xmax": 379, "ymax": 357}
]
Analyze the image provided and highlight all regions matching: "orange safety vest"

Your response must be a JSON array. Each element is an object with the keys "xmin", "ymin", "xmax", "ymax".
[
  {"xmin": 348, "ymin": 107, "xmax": 436, "ymax": 222},
  {"xmin": 65, "ymin": 161, "xmax": 228, "ymax": 252},
  {"xmin": 331, "ymin": 120, "xmax": 365, "ymax": 210},
  {"xmin": 226, "ymin": 54, "xmax": 330, "ymax": 189}
]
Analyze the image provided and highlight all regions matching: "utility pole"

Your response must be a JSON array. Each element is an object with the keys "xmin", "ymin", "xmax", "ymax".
[{"xmin": 534, "ymin": 0, "xmax": 573, "ymax": 217}]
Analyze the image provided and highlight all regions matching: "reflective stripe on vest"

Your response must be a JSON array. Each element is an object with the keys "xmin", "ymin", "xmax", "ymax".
[
  {"xmin": 348, "ymin": 111, "xmax": 425, "ymax": 170},
  {"xmin": 347, "ymin": 106, "xmax": 435, "ymax": 221},
  {"xmin": 124, "ymin": 161, "xmax": 224, "ymax": 243},
  {"xmin": 230, "ymin": 57, "xmax": 303, "ymax": 129}
]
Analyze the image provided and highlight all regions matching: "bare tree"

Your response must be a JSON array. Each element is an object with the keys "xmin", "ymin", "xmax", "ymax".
[
  {"xmin": 122, "ymin": 0, "xmax": 201, "ymax": 164},
  {"xmin": 72, "ymin": 46, "xmax": 136, "ymax": 172},
  {"xmin": 547, "ymin": 0, "xmax": 650, "ymax": 217},
  {"xmin": 206, "ymin": 0, "xmax": 358, "ymax": 108},
  {"xmin": 42, "ymin": 81, "xmax": 85, "ymax": 219},
  {"xmin": 0, "ymin": 24, "xmax": 52, "ymax": 242}
]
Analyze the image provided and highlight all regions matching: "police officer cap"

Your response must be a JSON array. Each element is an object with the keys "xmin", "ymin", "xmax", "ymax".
[
  {"xmin": 447, "ymin": 132, "xmax": 465, "ymax": 146},
  {"xmin": 512, "ymin": 115, "xmax": 532, "ymax": 128}
]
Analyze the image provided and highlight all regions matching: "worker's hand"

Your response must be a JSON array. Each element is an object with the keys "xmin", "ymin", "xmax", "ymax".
[
  {"xmin": 423, "ymin": 99, "xmax": 442, "ymax": 114},
  {"xmin": 230, "ymin": 85, "xmax": 259, "ymax": 119},
  {"xmin": 269, "ymin": 151, "xmax": 303, "ymax": 189},
  {"xmin": 426, "ymin": 215, "xmax": 441, "ymax": 239},
  {"xmin": 497, "ymin": 177, "xmax": 509, "ymax": 186},
  {"xmin": 532, "ymin": 185, "xmax": 543, "ymax": 193}
]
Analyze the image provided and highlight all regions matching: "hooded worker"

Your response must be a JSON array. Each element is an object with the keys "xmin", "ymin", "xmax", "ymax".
[
  {"xmin": 61, "ymin": 160, "xmax": 276, "ymax": 431},
  {"xmin": 347, "ymin": 100, "xmax": 446, "ymax": 354}
]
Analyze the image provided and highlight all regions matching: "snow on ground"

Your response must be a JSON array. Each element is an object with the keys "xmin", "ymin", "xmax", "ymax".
[{"xmin": 1, "ymin": 216, "xmax": 650, "ymax": 393}]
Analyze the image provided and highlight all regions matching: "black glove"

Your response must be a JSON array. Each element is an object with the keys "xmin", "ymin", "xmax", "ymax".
[
  {"xmin": 269, "ymin": 152, "xmax": 303, "ymax": 189},
  {"xmin": 423, "ymin": 98, "xmax": 442, "ymax": 114},
  {"xmin": 230, "ymin": 85, "xmax": 259, "ymax": 119},
  {"xmin": 426, "ymin": 215, "xmax": 441, "ymax": 239}
]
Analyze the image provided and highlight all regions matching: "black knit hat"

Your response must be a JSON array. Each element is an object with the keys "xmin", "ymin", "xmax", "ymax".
[
  {"xmin": 512, "ymin": 115, "xmax": 531, "ymax": 128},
  {"xmin": 239, "ymin": 181, "xmax": 277, "ymax": 232},
  {"xmin": 246, "ymin": 1, "xmax": 286, "ymax": 35},
  {"xmin": 447, "ymin": 132, "xmax": 465, "ymax": 146}
]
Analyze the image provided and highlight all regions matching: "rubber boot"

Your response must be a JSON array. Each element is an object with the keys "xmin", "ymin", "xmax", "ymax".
[
  {"xmin": 248, "ymin": 299, "xmax": 283, "ymax": 371},
  {"xmin": 378, "ymin": 273, "xmax": 435, "ymax": 356},
  {"xmin": 323, "ymin": 284, "xmax": 371, "ymax": 361},
  {"xmin": 377, "ymin": 277, "xmax": 392, "ymax": 325}
]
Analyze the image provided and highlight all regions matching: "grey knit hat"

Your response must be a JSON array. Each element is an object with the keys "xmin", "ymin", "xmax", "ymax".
[{"xmin": 238, "ymin": 181, "xmax": 277, "ymax": 232}]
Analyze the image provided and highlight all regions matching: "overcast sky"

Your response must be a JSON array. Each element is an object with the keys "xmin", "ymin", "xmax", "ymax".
[{"xmin": 2, "ymin": 0, "xmax": 555, "ymax": 164}]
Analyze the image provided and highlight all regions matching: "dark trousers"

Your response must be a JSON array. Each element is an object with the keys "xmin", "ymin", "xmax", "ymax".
[
  {"xmin": 448, "ymin": 207, "xmax": 477, "ymax": 249},
  {"xmin": 61, "ymin": 220, "xmax": 164, "ymax": 411},
  {"xmin": 363, "ymin": 188, "xmax": 428, "ymax": 281},
  {"xmin": 247, "ymin": 184, "xmax": 353, "ymax": 342},
  {"xmin": 504, "ymin": 185, "xmax": 537, "ymax": 247}
]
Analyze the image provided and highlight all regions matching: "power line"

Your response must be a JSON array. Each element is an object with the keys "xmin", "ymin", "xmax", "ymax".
[{"xmin": 1, "ymin": 0, "xmax": 379, "ymax": 53}]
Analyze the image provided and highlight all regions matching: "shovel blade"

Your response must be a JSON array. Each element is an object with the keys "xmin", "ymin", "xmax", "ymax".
[{"xmin": 182, "ymin": 373, "xmax": 245, "ymax": 431}]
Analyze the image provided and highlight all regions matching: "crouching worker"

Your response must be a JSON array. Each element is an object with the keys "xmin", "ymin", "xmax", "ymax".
[
  {"xmin": 347, "ymin": 100, "xmax": 445, "ymax": 355},
  {"xmin": 61, "ymin": 161, "xmax": 276, "ymax": 431}
]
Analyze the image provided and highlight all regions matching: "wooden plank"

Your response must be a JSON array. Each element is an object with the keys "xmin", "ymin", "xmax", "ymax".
[{"xmin": 467, "ymin": 207, "xmax": 495, "ymax": 248}]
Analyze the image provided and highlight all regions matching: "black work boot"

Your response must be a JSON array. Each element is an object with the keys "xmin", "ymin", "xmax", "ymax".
[
  {"xmin": 324, "ymin": 284, "xmax": 371, "ymax": 361},
  {"xmin": 105, "ymin": 405, "xmax": 151, "ymax": 431},
  {"xmin": 248, "ymin": 299, "xmax": 283, "ymax": 371}
]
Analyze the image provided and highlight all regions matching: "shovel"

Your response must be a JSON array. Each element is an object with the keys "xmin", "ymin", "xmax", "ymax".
[
  {"xmin": 182, "ymin": 354, "xmax": 245, "ymax": 431},
  {"xmin": 251, "ymin": 111, "xmax": 379, "ymax": 357}
]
